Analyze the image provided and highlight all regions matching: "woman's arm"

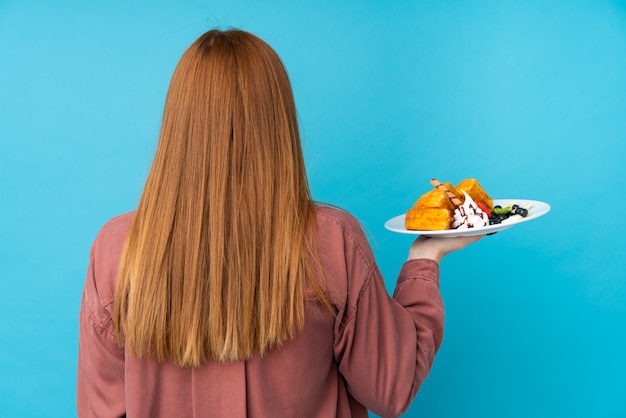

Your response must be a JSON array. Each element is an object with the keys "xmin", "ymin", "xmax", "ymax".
[
  {"xmin": 76, "ymin": 235, "xmax": 126, "ymax": 418},
  {"xmin": 332, "ymin": 223, "xmax": 483, "ymax": 417}
]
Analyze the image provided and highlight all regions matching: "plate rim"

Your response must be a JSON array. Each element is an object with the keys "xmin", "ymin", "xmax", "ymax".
[{"xmin": 384, "ymin": 198, "xmax": 551, "ymax": 237}]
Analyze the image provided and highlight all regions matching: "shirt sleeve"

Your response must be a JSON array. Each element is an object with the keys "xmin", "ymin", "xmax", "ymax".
[
  {"xmin": 332, "ymin": 223, "xmax": 443, "ymax": 418},
  {"xmin": 76, "ymin": 233, "xmax": 126, "ymax": 418}
]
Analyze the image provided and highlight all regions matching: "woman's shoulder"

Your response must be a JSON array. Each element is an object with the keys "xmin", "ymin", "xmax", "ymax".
[
  {"xmin": 313, "ymin": 203, "xmax": 372, "ymax": 248},
  {"xmin": 89, "ymin": 211, "xmax": 135, "ymax": 250},
  {"xmin": 89, "ymin": 211, "xmax": 136, "ymax": 283},
  {"xmin": 82, "ymin": 212, "xmax": 136, "ymax": 328},
  {"xmin": 97, "ymin": 211, "xmax": 135, "ymax": 238},
  {"xmin": 314, "ymin": 204, "xmax": 362, "ymax": 232}
]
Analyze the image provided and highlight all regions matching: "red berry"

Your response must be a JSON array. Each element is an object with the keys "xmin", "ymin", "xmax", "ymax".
[{"xmin": 476, "ymin": 202, "xmax": 493, "ymax": 217}]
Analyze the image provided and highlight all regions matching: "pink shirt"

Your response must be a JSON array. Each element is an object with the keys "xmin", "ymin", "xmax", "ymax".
[{"xmin": 77, "ymin": 206, "xmax": 444, "ymax": 418}]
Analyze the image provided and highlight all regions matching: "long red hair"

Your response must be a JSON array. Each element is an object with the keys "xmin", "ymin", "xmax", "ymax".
[{"xmin": 113, "ymin": 29, "xmax": 329, "ymax": 367}]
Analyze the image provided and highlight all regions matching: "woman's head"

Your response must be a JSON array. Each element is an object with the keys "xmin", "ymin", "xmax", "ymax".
[
  {"xmin": 158, "ymin": 29, "xmax": 308, "ymax": 210},
  {"xmin": 114, "ymin": 29, "xmax": 323, "ymax": 366}
]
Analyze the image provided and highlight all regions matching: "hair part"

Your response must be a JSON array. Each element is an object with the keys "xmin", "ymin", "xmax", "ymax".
[{"xmin": 113, "ymin": 29, "xmax": 332, "ymax": 367}]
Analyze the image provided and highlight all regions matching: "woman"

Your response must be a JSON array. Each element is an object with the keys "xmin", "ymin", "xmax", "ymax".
[{"xmin": 77, "ymin": 29, "xmax": 482, "ymax": 418}]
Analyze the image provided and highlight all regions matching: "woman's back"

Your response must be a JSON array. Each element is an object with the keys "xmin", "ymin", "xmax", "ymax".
[{"xmin": 78, "ymin": 205, "xmax": 444, "ymax": 417}]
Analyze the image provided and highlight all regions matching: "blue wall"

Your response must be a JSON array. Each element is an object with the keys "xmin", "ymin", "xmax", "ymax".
[{"xmin": 1, "ymin": 1, "xmax": 625, "ymax": 416}]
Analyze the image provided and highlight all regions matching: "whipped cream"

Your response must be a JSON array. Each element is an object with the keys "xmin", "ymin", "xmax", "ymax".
[{"xmin": 452, "ymin": 192, "xmax": 489, "ymax": 229}]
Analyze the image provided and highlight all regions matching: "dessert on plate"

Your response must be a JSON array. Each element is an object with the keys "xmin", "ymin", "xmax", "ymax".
[{"xmin": 405, "ymin": 178, "xmax": 527, "ymax": 231}]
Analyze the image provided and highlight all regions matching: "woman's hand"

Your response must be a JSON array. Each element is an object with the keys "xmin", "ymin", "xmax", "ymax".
[{"xmin": 408, "ymin": 234, "xmax": 485, "ymax": 263}]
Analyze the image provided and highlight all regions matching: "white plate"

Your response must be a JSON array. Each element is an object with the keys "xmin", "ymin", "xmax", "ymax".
[{"xmin": 384, "ymin": 199, "xmax": 551, "ymax": 238}]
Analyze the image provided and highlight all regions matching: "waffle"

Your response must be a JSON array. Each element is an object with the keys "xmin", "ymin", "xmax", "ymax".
[
  {"xmin": 405, "ymin": 207, "xmax": 453, "ymax": 230},
  {"xmin": 456, "ymin": 178, "xmax": 493, "ymax": 210},
  {"xmin": 412, "ymin": 181, "xmax": 461, "ymax": 212},
  {"xmin": 404, "ymin": 178, "xmax": 491, "ymax": 230}
]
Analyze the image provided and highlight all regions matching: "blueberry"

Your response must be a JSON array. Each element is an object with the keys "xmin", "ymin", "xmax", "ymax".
[{"xmin": 515, "ymin": 207, "xmax": 529, "ymax": 217}]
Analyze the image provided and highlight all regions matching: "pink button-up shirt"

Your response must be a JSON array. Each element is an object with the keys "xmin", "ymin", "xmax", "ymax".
[{"xmin": 77, "ymin": 206, "xmax": 444, "ymax": 418}]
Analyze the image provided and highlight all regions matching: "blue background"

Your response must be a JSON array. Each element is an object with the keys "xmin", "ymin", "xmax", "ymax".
[{"xmin": 1, "ymin": 0, "xmax": 625, "ymax": 417}]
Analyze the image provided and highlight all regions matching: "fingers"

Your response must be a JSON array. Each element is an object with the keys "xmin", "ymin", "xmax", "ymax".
[
  {"xmin": 408, "ymin": 234, "xmax": 487, "ymax": 262},
  {"xmin": 441, "ymin": 234, "xmax": 486, "ymax": 252}
]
